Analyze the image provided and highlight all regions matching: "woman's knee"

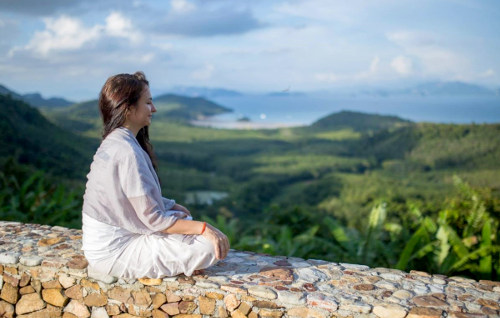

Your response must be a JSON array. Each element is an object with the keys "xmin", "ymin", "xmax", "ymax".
[{"xmin": 197, "ymin": 236, "xmax": 217, "ymax": 258}]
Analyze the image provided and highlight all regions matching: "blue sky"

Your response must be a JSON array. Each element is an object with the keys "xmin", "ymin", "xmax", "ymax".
[{"xmin": 0, "ymin": 0, "xmax": 499, "ymax": 101}]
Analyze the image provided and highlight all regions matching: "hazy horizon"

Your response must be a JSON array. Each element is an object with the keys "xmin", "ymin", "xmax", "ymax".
[{"xmin": 1, "ymin": 0, "xmax": 499, "ymax": 101}]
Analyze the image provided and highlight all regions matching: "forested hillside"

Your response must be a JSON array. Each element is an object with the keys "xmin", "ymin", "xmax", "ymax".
[
  {"xmin": 42, "ymin": 94, "xmax": 232, "ymax": 137},
  {"xmin": 0, "ymin": 94, "xmax": 96, "ymax": 178},
  {"xmin": 1, "ymin": 91, "xmax": 499, "ymax": 280}
]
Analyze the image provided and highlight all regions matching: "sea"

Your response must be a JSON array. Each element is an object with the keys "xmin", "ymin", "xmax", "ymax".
[{"xmin": 191, "ymin": 94, "xmax": 500, "ymax": 129}]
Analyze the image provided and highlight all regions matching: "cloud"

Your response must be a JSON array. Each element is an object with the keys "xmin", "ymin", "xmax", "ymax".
[
  {"xmin": 391, "ymin": 56, "xmax": 413, "ymax": 75},
  {"xmin": 171, "ymin": 0, "xmax": 196, "ymax": 13},
  {"xmin": 18, "ymin": 15, "xmax": 101, "ymax": 56},
  {"xmin": 104, "ymin": 12, "xmax": 141, "ymax": 43},
  {"xmin": 9, "ymin": 12, "xmax": 142, "ymax": 57},
  {"xmin": 386, "ymin": 29, "xmax": 471, "ymax": 79},
  {"xmin": 152, "ymin": 2, "xmax": 263, "ymax": 37},
  {"xmin": 191, "ymin": 63, "xmax": 215, "ymax": 80},
  {"xmin": 387, "ymin": 30, "xmax": 436, "ymax": 48},
  {"xmin": 369, "ymin": 56, "xmax": 380, "ymax": 73},
  {"xmin": 315, "ymin": 72, "xmax": 339, "ymax": 83},
  {"xmin": 479, "ymin": 69, "xmax": 495, "ymax": 78}
]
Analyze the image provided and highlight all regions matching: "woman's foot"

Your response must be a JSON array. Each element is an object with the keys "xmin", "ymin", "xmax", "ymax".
[{"xmin": 193, "ymin": 269, "xmax": 205, "ymax": 276}]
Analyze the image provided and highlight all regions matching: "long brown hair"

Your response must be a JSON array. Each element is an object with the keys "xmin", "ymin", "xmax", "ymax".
[{"xmin": 98, "ymin": 71, "xmax": 158, "ymax": 171}]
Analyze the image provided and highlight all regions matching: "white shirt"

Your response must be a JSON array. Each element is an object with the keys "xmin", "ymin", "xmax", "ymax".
[{"xmin": 82, "ymin": 127, "xmax": 183, "ymax": 235}]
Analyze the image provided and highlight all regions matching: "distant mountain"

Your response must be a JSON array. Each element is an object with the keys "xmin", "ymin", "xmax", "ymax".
[
  {"xmin": 43, "ymin": 93, "xmax": 233, "ymax": 135},
  {"xmin": 0, "ymin": 84, "xmax": 22, "ymax": 99},
  {"xmin": 0, "ymin": 84, "xmax": 74, "ymax": 108},
  {"xmin": 167, "ymin": 86, "xmax": 243, "ymax": 98},
  {"xmin": 0, "ymin": 94, "xmax": 95, "ymax": 178},
  {"xmin": 405, "ymin": 81, "xmax": 495, "ymax": 96},
  {"xmin": 362, "ymin": 81, "xmax": 496, "ymax": 97},
  {"xmin": 154, "ymin": 94, "xmax": 232, "ymax": 120},
  {"xmin": 267, "ymin": 91, "xmax": 306, "ymax": 97},
  {"xmin": 310, "ymin": 110, "xmax": 412, "ymax": 132},
  {"xmin": 22, "ymin": 93, "xmax": 73, "ymax": 108}
]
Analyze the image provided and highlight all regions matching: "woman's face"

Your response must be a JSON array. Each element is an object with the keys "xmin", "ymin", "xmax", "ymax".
[{"xmin": 127, "ymin": 86, "xmax": 156, "ymax": 130}]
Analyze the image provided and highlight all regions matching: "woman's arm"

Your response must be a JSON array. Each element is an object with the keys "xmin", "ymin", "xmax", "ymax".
[
  {"xmin": 161, "ymin": 219, "xmax": 204, "ymax": 235},
  {"xmin": 161, "ymin": 219, "xmax": 229, "ymax": 260},
  {"xmin": 171, "ymin": 203, "xmax": 191, "ymax": 217}
]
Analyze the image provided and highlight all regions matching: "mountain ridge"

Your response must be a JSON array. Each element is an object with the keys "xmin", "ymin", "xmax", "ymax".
[{"xmin": 0, "ymin": 84, "xmax": 74, "ymax": 108}]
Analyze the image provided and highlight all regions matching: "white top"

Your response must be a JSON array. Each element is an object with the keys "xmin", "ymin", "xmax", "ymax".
[{"xmin": 82, "ymin": 127, "xmax": 185, "ymax": 234}]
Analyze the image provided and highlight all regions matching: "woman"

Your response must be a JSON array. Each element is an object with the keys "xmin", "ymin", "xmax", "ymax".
[{"xmin": 82, "ymin": 71, "xmax": 229, "ymax": 279}]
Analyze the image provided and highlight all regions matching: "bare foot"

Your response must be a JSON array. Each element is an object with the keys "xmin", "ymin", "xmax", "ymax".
[{"xmin": 193, "ymin": 269, "xmax": 205, "ymax": 276}]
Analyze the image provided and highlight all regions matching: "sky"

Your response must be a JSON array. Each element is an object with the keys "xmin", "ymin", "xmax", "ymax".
[{"xmin": 0, "ymin": 0, "xmax": 499, "ymax": 101}]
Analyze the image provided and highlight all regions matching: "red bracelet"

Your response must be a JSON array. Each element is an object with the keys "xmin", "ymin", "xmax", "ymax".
[{"xmin": 200, "ymin": 222, "xmax": 207, "ymax": 235}]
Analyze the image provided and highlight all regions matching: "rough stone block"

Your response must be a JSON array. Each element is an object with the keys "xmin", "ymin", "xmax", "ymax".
[
  {"xmin": 373, "ymin": 304, "xmax": 408, "ymax": 318},
  {"xmin": 287, "ymin": 307, "xmax": 326, "ymax": 318},
  {"xmin": 152, "ymin": 309, "xmax": 168, "ymax": 318},
  {"xmin": 407, "ymin": 307, "xmax": 443, "ymax": 318},
  {"xmin": 205, "ymin": 291, "xmax": 224, "ymax": 300},
  {"xmin": 166, "ymin": 291, "xmax": 181, "ymax": 303},
  {"xmin": 19, "ymin": 286, "xmax": 36, "ymax": 295},
  {"xmin": 0, "ymin": 283, "xmax": 19, "ymax": 304},
  {"xmin": 80, "ymin": 279, "xmax": 100, "ymax": 291},
  {"xmin": 131, "ymin": 290, "xmax": 152, "ymax": 307},
  {"xmin": 152, "ymin": 293, "xmax": 166, "ymax": 309},
  {"xmin": 247, "ymin": 286, "xmax": 277, "ymax": 300},
  {"xmin": 138, "ymin": 278, "xmax": 162, "ymax": 286},
  {"xmin": 259, "ymin": 309, "xmax": 284, "ymax": 318},
  {"xmin": 0, "ymin": 300, "xmax": 15, "ymax": 318},
  {"xmin": 107, "ymin": 287, "xmax": 132, "ymax": 304},
  {"xmin": 199, "ymin": 296, "xmax": 216, "ymax": 315},
  {"xmin": 224, "ymin": 294, "xmax": 240, "ymax": 312},
  {"xmin": 90, "ymin": 306, "xmax": 109, "ymax": 318},
  {"xmin": 105, "ymin": 304, "xmax": 120, "ymax": 316},
  {"xmin": 42, "ymin": 280, "xmax": 62, "ymax": 289},
  {"xmin": 84, "ymin": 293, "xmax": 108, "ymax": 307},
  {"xmin": 178, "ymin": 300, "xmax": 196, "ymax": 314},
  {"xmin": 64, "ymin": 300, "xmax": 90, "ymax": 318},
  {"xmin": 64, "ymin": 285, "xmax": 83, "ymax": 301},
  {"xmin": 42, "ymin": 288, "xmax": 69, "ymax": 307},
  {"xmin": 160, "ymin": 302, "xmax": 179, "ymax": 315},
  {"xmin": 16, "ymin": 293, "xmax": 45, "ymax": 315}
]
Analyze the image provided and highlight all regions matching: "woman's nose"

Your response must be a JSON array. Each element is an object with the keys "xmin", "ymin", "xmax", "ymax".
[{"xmin": 151, "ymin": 103, "xmax": 157, "ymax": 112}]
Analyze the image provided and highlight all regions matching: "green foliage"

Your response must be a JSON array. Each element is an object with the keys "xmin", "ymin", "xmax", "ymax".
[
  {"xmin": 0, "ymin": 159, "xmax": 83, "ymax": 228},
  {"xmin": 2, "ymin": 92, "xmax": 500, "ymax": 280},
  {"xmin": 0, "ymin": 94, "xmax": 96, "ymax": 178},
  {"xmin": 310, "ymin": 110, "xmax": 411, "ymax": 132}
]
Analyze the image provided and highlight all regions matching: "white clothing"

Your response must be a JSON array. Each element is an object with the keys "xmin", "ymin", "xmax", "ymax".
[
  {"xmin": 82, "ymin": 213, "xmax": 216, "ymax": 278},
  {"xmin": 82, "ymin": 127, "xmax": 178, "ymax": 234},
  {"xmin": 81, "ymin": 127, "xmax": 217, "ymax": 278}
]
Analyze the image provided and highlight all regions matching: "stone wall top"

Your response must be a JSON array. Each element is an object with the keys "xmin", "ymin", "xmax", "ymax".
[{"xmin": 1, "ymin": 221, "xmax": 499, "ymax": 318}]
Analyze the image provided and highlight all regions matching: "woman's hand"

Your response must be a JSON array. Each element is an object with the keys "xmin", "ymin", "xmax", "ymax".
[
  {"xmin": 172, "ymin": 203, "xmax": 191, "ymax": 217},
  {"xmin": 202, "ymin": 224, "xmax": 230, "ymax": 260}
]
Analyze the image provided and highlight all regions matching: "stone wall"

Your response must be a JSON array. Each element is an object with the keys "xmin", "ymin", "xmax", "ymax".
[{"xmin": 0, "ymin": 221, "xmax": 499, "ymax": 318}]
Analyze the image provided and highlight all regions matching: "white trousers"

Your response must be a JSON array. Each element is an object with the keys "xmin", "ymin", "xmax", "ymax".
[{"xmin": 82, "ymin": 213, "xmax": 217, "ymax": 278}]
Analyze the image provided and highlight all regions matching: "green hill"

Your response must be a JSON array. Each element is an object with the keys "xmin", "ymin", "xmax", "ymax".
[
  {"xmin": 0, "ymin": 94, "xmax": 96, "ymax": 178},
  {"xmin": 43, "ymin": 94, "xmax": 232, "ymax": 136},
  {"xmin": 0, "ymin": 84, "xmax": 73, "ymax": 108},
  {"xmin": 310, "ymin": 110, "xmax": 411, "ymax": 132},
  {"xmin": 153, "ymin": 93, "xmax": 232, "ymax": 120}
]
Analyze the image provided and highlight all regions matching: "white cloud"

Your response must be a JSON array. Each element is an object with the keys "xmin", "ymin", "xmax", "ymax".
[
  {"xmin": 391, "ymin": 56, "xmax": 413, "ymax": 75},
  {"xmin": 369, "ymin": 56, "xmax": 380, "ymax": 74},
  {"xmin": 21, "ymin": 15, "xmax": 100, "ymax": 56},
  {"xmin": 105, "ymin": 12, "xmax": 140, "ymax": 42},
  {"xmin": 479, "ymin": 69, "xmax": 495, "ymax": 78},
  {"xmin": 315, "ymin": 72, "xmax": 339, "ymax": 82},
  {"xmin": 9, "ymin": 12, "xmax": 143, "ymax": 58},
  {"xmin": 191, "ymin": 63, "xmax": 215, "ymax": 80},
  {"xmin": 171, "ymin": 0, "xmax": 196, "ymax": 13}
]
